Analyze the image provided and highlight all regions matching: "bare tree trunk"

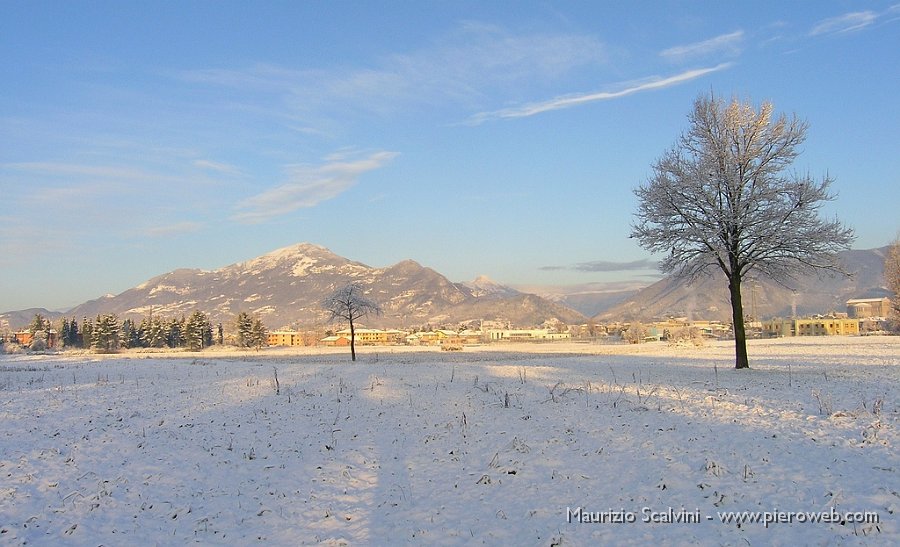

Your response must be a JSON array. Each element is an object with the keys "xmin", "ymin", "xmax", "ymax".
[
  {"xmin": 728, "ymin": 276, "xmax": 750, "ymax": 369},
  {"xmin": 349, "ymin": 316, "xmax": 356, "ymax": 362}
]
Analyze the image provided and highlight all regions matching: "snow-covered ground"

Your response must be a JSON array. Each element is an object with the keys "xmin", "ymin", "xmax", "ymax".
[{"xmin": 1, "ymin": 337, "xmax": 898, "ymax": 545}]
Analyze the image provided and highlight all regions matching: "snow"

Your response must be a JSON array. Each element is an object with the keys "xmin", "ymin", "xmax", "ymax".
[
  {"xmin": 1, "ymin": 337, "xmax": 897, "ymax": 545},
  {"xmin": 228, "ymin": 243, "xmax": 335, "ymax": 277},
  {"xmin": 126, "ymin": 302, "xmax": 199, "ymax": 317},
  {"xmin": 148, "ymin": 284, "xmax": 190, "ymax": 296},
  {"xmin": 289, "ymin": 260, "xmax": 343, "ymax": 278}
]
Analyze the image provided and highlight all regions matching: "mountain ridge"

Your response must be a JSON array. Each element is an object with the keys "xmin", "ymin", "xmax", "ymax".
[
  {"xmin": 596, "ymin": 246, "xmax": 890, "ymax": 322},
  {"xmin": 1, "ymin": 243, "xmax": 586, "ymax": 330},
  {"xmin": 2, "ymin": 244, "xmax": 890, "ymax": 331}
]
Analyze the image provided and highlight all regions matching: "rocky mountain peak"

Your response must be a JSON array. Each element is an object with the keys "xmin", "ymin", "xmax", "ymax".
[
  {"xmin": 224, "ymin": 242, "xmax": 367, "ymax": 279},
  {"xmin": 465, "ymin": 275, "xmax": 520, "ymax": 297}
]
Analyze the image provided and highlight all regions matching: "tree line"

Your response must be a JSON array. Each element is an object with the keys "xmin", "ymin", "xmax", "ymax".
[{"xmin": 18, "ymin": 311, "xmax": 267, "ymax": 353}]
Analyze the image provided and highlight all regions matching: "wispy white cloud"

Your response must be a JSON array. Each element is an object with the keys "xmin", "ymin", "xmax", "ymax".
[
  {"xmin": 2, "ymin": 160, "xmax": 225, "ymax": 241},
  {"xmin": 541, "ymin": 259, "xmax": 659, "ymax": 273},
  {"xmin": 809, "ymin": 11, "xmax": 878, "ymax": 35},
  {"xmin": 2, "ymin": 162, "xmax": 158, "ymax": 207},
  {"xmin": 179, "ymin": 23, "xmax": 609, "ymax": 121},
  {"xmin": 465, "ymin": 63, "xmax": 732, "ymax": 125},
  {"xmin": 0, "ymin": 216, "xmax": 69, "ymax": 266},
  {"xmin": 3, "ymin": 161, "xmax": 155, "ymax": 181},
  {"xmin": 177, "ymin": 63, "xmax": 312, "ymax": 94},
  {"xmin": 660, "ymin": 31, "xmax": 744, "ymax": 61},
  {"xmin": 193, "ymin": 159, "xmax": 243, "ymax": 176},
  {"xmin": 233, "ymin": 151, "xmax": 399, "ymax": 224},
  {"xmin": 145, "ymin": 221, "xmax": 205, "ymax": 237}
]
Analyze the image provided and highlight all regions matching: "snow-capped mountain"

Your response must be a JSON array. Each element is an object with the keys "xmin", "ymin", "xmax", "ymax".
[
  {"xmin": 463, "ymin": 275, "xmax": 520, "ymax": 298},
  {"xmin": 50, "ymin": 243, "xmax": 585, "ymax": 329}
]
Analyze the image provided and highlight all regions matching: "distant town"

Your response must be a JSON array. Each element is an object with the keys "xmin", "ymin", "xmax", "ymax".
[{"xmin": 3, "ymin": 297, "xmax": 893, "ymax": 353}]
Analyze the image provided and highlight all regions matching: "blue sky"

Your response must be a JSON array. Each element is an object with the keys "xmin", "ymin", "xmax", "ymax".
[{"xmin": 2, "ymin": 1, "xmax": 899, "ymax": 312}]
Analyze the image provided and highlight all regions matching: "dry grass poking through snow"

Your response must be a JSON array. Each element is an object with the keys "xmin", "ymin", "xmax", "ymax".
[{"xmin": 1, "ymin": 337, "xmax": 898, "ymax": 545}]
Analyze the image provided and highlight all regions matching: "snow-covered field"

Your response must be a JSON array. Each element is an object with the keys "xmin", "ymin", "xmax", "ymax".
[{"xmin": 1, "ymin": 337, "xmax": 898, "ymax": 545}]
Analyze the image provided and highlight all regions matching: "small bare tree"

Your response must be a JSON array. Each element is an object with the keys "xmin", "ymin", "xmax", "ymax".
[
  {"xmin": 632, "ymin": 92, "xmax": 854, "ymax": 369},
  {"xmin": 622, "ymin": 322, "xmax": 646, "ymax": 344},
  {"xmin": 322, "ymin": 282, "xmax": 381, "ymax": 361}
]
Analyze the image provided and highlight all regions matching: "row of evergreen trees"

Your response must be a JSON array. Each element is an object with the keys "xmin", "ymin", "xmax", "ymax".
[{"xmin": 25, "ymin": 311, "xmax": 267, "ymax": 353}]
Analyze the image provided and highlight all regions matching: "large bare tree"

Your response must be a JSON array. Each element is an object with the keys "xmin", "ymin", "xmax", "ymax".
[
  {"xmin": 886, "ymin": 239, "xmax": 900, "ymax": 322},
  {"xmin": 632, "ymin": 93, "xmax": 854, "ymax": 369},
  {"xmin": 322, "ymin": 282, "xmax": 381, "ymax": 361}
]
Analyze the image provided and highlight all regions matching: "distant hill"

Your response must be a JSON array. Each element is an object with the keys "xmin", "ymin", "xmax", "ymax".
[
  {"xmin": 522, "ymin": 281, "xmax": 647, "ymax": 318},
  {"xmin": 2, "ymin": 243, "xmax": 586, "ymax": 330},
  {"xmin": 596, "ymin": 246, "xmax": 891, "ymax": 322},
  {"xmin": 0, "ymin": 308, "xmax": 61, "ymax": 333}
]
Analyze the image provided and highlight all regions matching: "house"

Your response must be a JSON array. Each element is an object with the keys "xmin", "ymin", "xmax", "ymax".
[
  {"xmin": 13, "ymin": 330, "xmax": 58, "ymax": 348},
  {"xmin": 846, "ymin": 297, "xmax": 891, "ymax": 319},
  {"xmin": 458, "ymin": 330, "xmax": 485, "ymax": 345},
  {"xmin": 320, "ymin": 335, "xmax": 351, "ymax": 347}
]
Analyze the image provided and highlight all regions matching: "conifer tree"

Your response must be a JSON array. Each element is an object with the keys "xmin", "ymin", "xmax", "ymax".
[
  {"xmin": 81, "ymin": 317, "xmax": 93, "ymax": 349},
  {"xmin": 165, "ymin": 317, "xmax": 184, "ymax": 348},
  {"xmin": 121, "ymin": 319, "xmax": 136, "ymax": 349},
  {"xmin": 142, "ymin": 317, "xmax": 166, "ymax": 348},
  {"xmin": 235, "ymin": 312, "xmax": 254, "ymax": 348},
  {"xmin": 61, "ymin": 318, "xmax": 71, "ymax": 348},
  {"xmin": 250, "ymin": 318, "xmax": 267, "ymax": 350},
  {"xmin": 28, "ymin": 313, "xmax": 48, "ymax": 334},
  {"xmin": 91, "ymin": 314, "xmax": 120, "ymax": 353},
  {"xmin": 67, "ymin": 318, "xmax": 79, "ymax": 347},
  {"xmin": 184, "ymin": 311, "xmax": 210, "ymax": 351},
  {"xmin": 138, "ymin": 317, "xmax": 150, "ymax": 346},
  {"xmin": 128, "ymin": 319, "xmax": 144, "ymax": 348},
  {"xmin": 203, "ymin": 320, "xmax": 214, "ymax": 348}
]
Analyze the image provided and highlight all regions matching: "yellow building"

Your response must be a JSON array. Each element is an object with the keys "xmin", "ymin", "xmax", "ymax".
[
  {"xmin": 762, "ymin": 317, "xmax": 860, "ymax": 337},
  {"xmin": 485, "ymin": 328, "xmax": 571, "ymax": 342},
  {"xmin": 335, "ymin": 328, "xmax": 406, "ymax": 346},
  {"xmin": 405, "ymin": 330, "xmax": 459, "ymax": 346},
  {"xmin": 267, "ymin": 330, "xmax": 306, "ymax": 347}
]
